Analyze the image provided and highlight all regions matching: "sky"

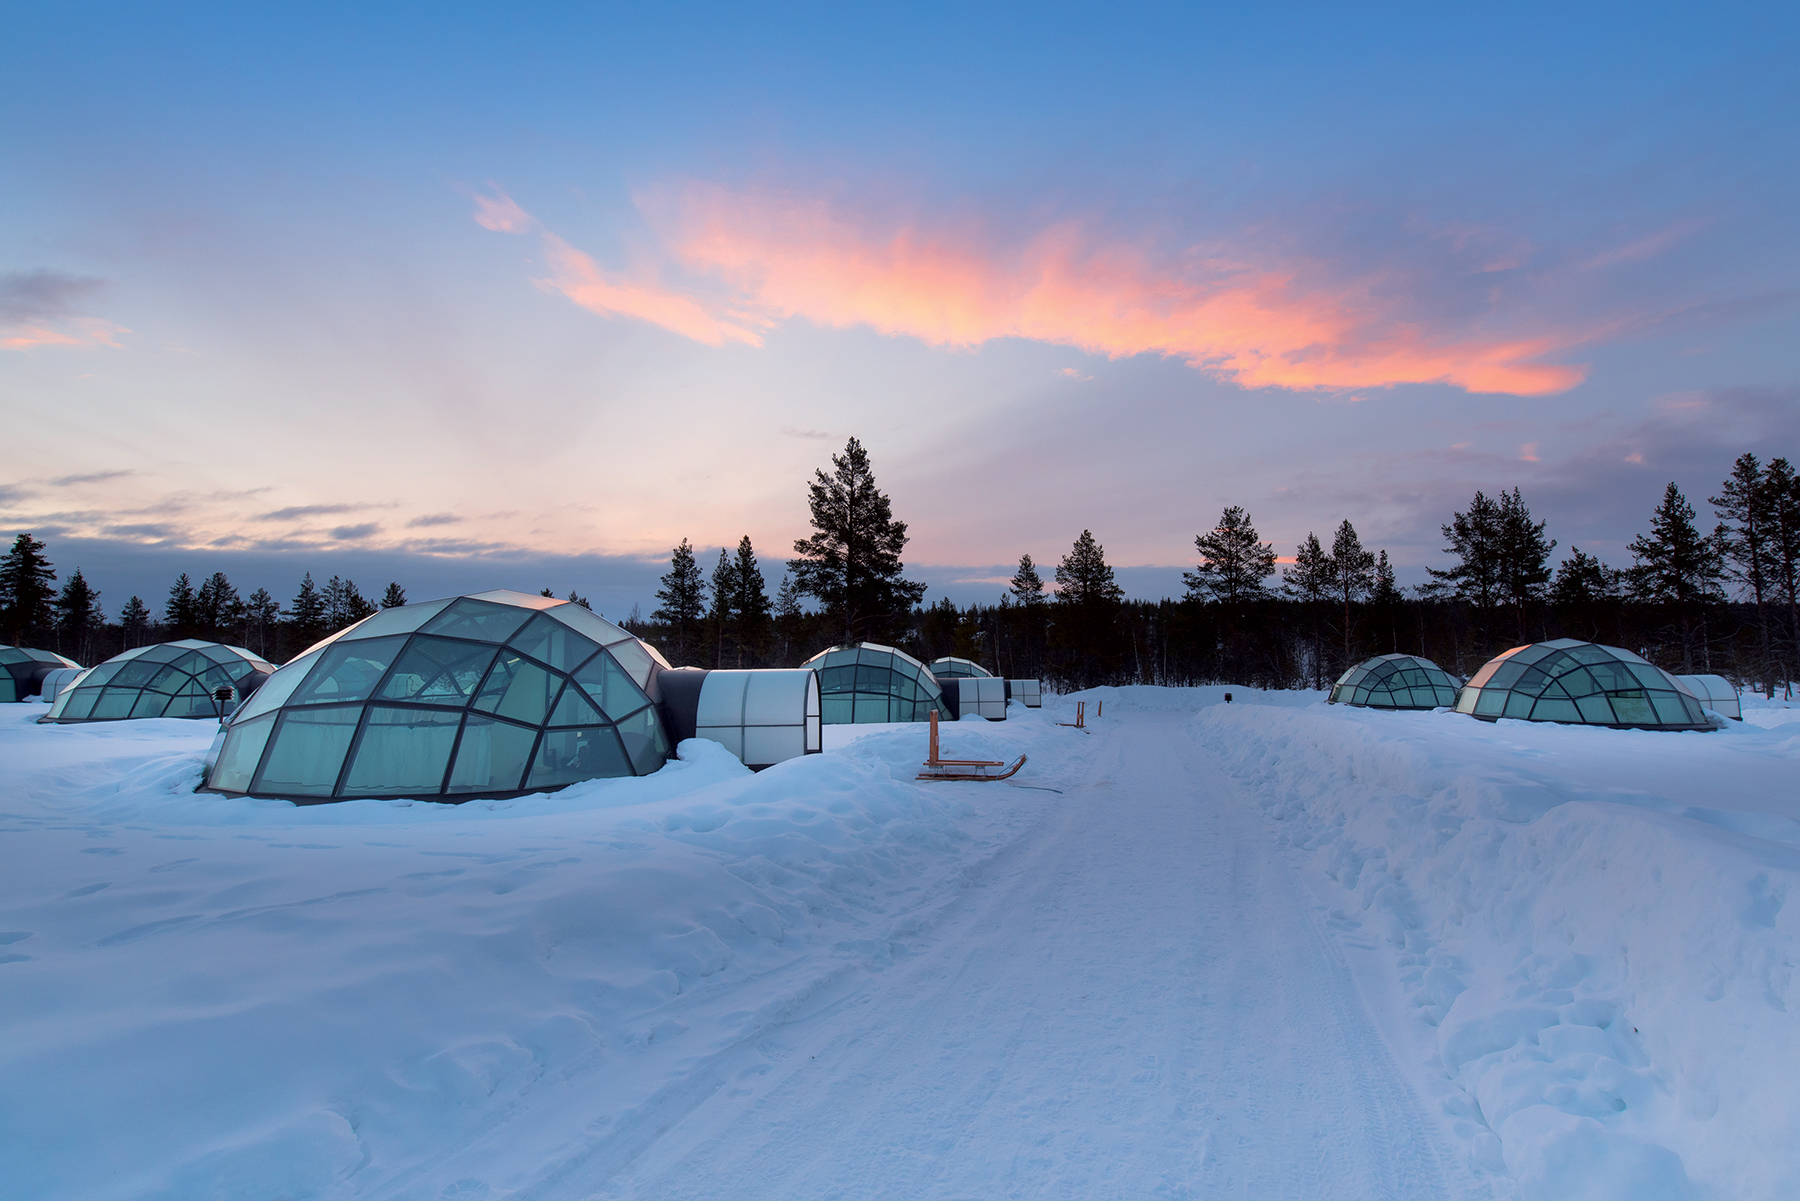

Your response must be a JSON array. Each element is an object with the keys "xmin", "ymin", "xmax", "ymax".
[{"xmin": 3, "ymin": 2, "xmax": 1798, "ymax": 620}]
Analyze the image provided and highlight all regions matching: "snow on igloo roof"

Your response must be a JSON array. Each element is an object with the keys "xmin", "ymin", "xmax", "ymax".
[
  {"xmin": 43, "ymin": 640, "xmax": 274, "ymax": 722},
  {"xmin": 1455, "ymin": 639, "xmax": 1711, "ymax": 730},
  {"xmin": 1328, "ymin": 654, "xmax": 1460, "ymax": 710},
  {"xmin": 927, "ymin": 656, "xmax": 993, "ymax": 679},
  {"xmin": 203, "ymin": 590, "xmax": 673, "ymax": 803},
  {"xmin": 802, "ymin": 642, "xmax": 946, "ymax": 724}
]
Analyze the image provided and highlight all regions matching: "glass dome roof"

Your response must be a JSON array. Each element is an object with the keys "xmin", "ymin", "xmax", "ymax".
[
  {"xmin": 43, "ymin": 641, "xmax": 272, "ymax": 722},
  {"xmin": 1, "ymin": 647, "xmax": 80, "ymax": 702},
  {"xmin": 802, "ymin": 642, "xmax": 947, "ymax": 724},
  {"xmin": 202, "ymin": 590, "xmax": 673, "ymax": 803},
  {"xmin": 1328, "ymin": 654, "xmax": 1460, "ymax": 710},
  {"xmin": 1456, "ymin": 639, "xmax": 1711, "ymax": 730},
  {"xmin": 927, "ymin": 656, "xmax": 992, "ymax": 680}
]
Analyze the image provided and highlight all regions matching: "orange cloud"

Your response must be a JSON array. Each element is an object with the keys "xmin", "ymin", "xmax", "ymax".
[
  {"xmin": 658, "ymin": 186, "xmax": 1587, "ymax": 395},
  {"xmin": 1, "ymin": 318, "xmax": 127, "ymax": 351},
  {"xmin": 535, "ymin": 234, "xmax": 762, "ymax": 348}
]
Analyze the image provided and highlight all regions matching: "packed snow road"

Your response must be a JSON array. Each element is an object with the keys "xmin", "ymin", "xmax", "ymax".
[{"xmin": 547, "ymin": 712, "xmax": 1473, "ymax": 1200}]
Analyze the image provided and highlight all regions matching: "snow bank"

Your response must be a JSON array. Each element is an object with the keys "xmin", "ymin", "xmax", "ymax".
[
  {"xmin": 1194, "ymin": 698, "xmax": 1800, "ymax": 1200},
  {"xmin": 1055, "ymin": 682, "xmax": 1324, "ymax": 713},
  {"xmin": 0, "ymin": 704, "xmax": 1085, "ymax": 1200}
]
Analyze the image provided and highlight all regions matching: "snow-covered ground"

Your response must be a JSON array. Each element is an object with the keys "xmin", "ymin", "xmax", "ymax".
[{"xmin": 2, "ymin": 687, "xmax": 1796, "ymax": 1199}]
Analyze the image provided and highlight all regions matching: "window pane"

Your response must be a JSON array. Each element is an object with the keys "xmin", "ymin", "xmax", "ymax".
[
  {"xmin": 290, "ymin": 636, "xmax": 409, "ymax": 706},
  {"xmin": 233, "ymin": 650, "xmax": 319, "ymax": 723},
  {"xmin": 447, "ymin": 716, "xmax": 538, "ymax": 794},
  {"xmin": 822, "ymin": 695, "xmax": 853, "ymax": 723},
  {"xmin": 614, "ymin": 704, "xmax": 669, "ymax": 775},
  {"xmin": 255, "ymin": 707, "xmax": 361, "ymax": 797},
  {"xmin": 90, "ymin": 689, "xmax": 138, "ymax": 719},
  {"xmin": 548, "ymin": 683, "xmax": 604, "ymax": 727},
  {"xmin": 1574, "ymin": 694, "xmax": 1614, "ymax": 723},
  {"xmin": 341, "ymin": 707, "xmax": 461, "ymax": 797},
  {"xmin": 334, "ymin": 598, "xmax": 451, "ymax": 642},
  {"xmin": 1474, "ymin": 689, "xmax": 1506, "ymax": 716},
  {"xmin": 1649, "ymin": 693, "xmax": 1692, "ymax": 725},
  {"xmin": 1610, "ymin": 692, "xmax": 1655, "ymax": 724},
  {"xmin": 110, "ymin": 658, "xmax": 166, "ymax": 689},
  {"xmin": 209, "ymin": 714, "xmax": 275, "ymax": 793},
  {"xmin": 527, "ymin": 726, "xmax": 630, "ymax": 790},
  {"xmin": 129, "ymin": 690, "xmax": 172, "ymax": 718},
  {"xmin": 418, "ymin": 597, "xmax": 534, "ymax": 644},
  {"xmin": 509, "ymin": 613, "xmax": 602, "ymax": 673},
  {"xmin": 379, "ymin": 637, "xmax": 496, "ymax": 705},
  {"xmin": 1532, "ymin": 698, "xmax": 1582, "ymax": 723},
  {"xmin": 472, "ymin": 654, "xmax": 558, "ymax": 725},
  {"xmin": 571, "ymin": 651, "xmax": 650, "ymax": 719}
]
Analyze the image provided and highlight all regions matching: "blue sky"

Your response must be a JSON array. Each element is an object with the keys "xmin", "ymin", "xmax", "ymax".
[{"xmin": 3, "ymin": 2, "xmax": 1797, "ymax": 618}]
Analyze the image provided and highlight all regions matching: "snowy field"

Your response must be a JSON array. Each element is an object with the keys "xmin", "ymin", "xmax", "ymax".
[{"xmin": 2, "ymin": 686, "xmax": 1797, "ymax": 1199}]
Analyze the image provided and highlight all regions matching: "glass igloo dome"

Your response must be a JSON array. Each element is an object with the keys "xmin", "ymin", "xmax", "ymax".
[
  {"xmin": 43, "ymin": 641, "xmax": 272, "ymax": 722},
  {"xmin": 802, "ymin": 642, "xmax": 947, "ymax": 724},
  {"xmin": 1, "ymin": 647, "xmax": 80, "ymax": 702},
  {"xmin": 203, "ymin": 590, "xmax": 672, "ymax": 803},
  {"xmin": 1329, "ymin": 654, "xmax": 1461, "ymax": 710},
  {"xmin": 927, "ymin": 656, "xmax": 992, "ymax": 680},
  {"xmin": 1456, "ymin": 639, "xmax": 1711, "ymax": 731}
]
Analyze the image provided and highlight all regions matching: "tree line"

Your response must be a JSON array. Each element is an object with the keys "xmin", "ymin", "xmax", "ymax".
[{"xmin": 6, "ymin": 443, "xmax": 1798, "ymax": 695}]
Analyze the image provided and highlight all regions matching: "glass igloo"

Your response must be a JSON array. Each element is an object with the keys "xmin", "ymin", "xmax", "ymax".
[
  {"xmin": 1456, "ymin": 639, "xmax": 1711, "ymax": 731},
  {"xmin": 43, "ymin": 641, "xmax": 272, "ymax": 722},
  {"xmin": 1, "ymin": 647, "xmax": 80, "ymax": 702},
  {"xmin": 802, "ymin": 642, "xmax": 947, "ymax": 724},
  {"xmin": 1329, "ymin": 654, "xmax": 1461, "ymax": 710},
  {"xmin": 203, "ymin": 590, "xmax": 672, "ymax": 803},
  {"xmin": 927, "ymin": 656, "xmax": 992, "ymax": 680}
]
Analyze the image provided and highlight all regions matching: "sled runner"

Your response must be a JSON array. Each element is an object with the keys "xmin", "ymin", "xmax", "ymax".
[{"xmin": 918, "ymin": 709, "xmax": 1027, "ymax": 782}]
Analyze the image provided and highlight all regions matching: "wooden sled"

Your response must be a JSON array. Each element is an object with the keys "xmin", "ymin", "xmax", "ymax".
[
  {"xmin": 918, "ymin": 709, "xmax": 1027, "ymax": 782},
  {"xmin": 1057, "ymin": 701, "xmax": 1086, "ymax": 729}
]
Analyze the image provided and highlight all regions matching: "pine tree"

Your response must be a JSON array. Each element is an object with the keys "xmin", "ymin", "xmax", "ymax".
[
  {"xmin": 1010, "ymin": 554, "xmax": 1047, "ymax": 606},
  {"xmin": 53, "ymin": 568, "xmax": 102, "ymax": 662},
  {"xmin": 1497, "ymin": 488, "xmax": 1555, "ymax": 641},
  {"xmin": 774, "ymin": 574, "xmax": 802, "ymax": 665},
  {"xmin": 1329, "ymin": 520, "xmax": 1376, "ymax": 672},
  {"xmin": 1183, "ymin": 506, "xmax": 1277, "ymax": 606},
  {"xmin": 708, "ymin": 548, "xmax": 737, "ymax": 668},
  {"xmin": 1550, "ymin": 547, "xmax": 1618, "ymax": 642},
  {"xmin": 1766, "ymin": 458, "xmax": 1800, "ymax": 695},
  {"xmin": 194, "ymin": 572, "xmax": 242, "ymax": 642},
  {"xmin": 244, "ymin": 588, "xmax": 280, "ymax": 658},
  {"xmin": 381, "ymin": 582, "xmax": 408, "ymax": 609},
  {"xmin": 1628, "ymin": 482, "xmax": 1724, "ymax": 671},
  {"xmin": 119, "ymin": 595, "xmax": 151, "ymax": 649},
  {"xmin": 789, "ymin": 437, "xmax": 926, "ymax": 643},
  {"xmin": 1283, "ymin": 533, "xmax": 1336, "ymax": 688},
  {"xmin": 1711, "ymin": 453, "xmax": 1776, "ymax": 695},
  {"xmin": 287, "ymin": 573, "xmax": 328, "ymax": 651},
  {"xmin": 652, "ymin": 539, "xmax": 707, "ymax": 666},
  {"xmin": 731, "ymin": 536, "xmax": 771, "ymax": 667},
  {"xmin": 165, "ymin": 573, "xmax": 198, "ymax": 639},
  {"xmin": 0, "ymin": 532, "xmax": 57, "ymax": 646},
  {"xmin": 1429, "ymin": 490, "xmax": 1506, "ymax": 651},
  {"xmin": 566, "ymin": 590, "xmax": 591, "ymax": 610},
  {"xmin": 322, "ymin": 576, "xmax": 375, "ymax": 632},
  {"xmin": 1053, "ymin": 530, "xmax": 1125, "ymax": 687},
  {"xmin": 1370, "ymin": 550, "xmax": 1403, "ymax": 653}
]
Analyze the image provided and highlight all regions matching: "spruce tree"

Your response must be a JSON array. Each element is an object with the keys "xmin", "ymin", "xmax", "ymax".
[
  {"xmin": 789, "ymin": 437, "xmax": 925, "ymax": 643},
  {"xmin": 1766, "ymin": 458, "xmax": 1800, "ymax": 694},
  {"xmin": 165, "ymin": 573, "xmax": 198, "ymax": 639},
  {"xmin": 244, "ymin": 588, "xmax": 280, "ymax": 658},
  {"xmin": 1711, "ymin": 453, "xmax": 1776, "ymax": 694},
  {"xmin": 774, "ymin": 574, "xmax": 802, "ymax": 665},
  {"xmin": 652, "ymin": 539, "xmax": 707, "ymax": 666},
  {"xmin": 1628, "ymin": 482, "xmax": 1724, "ymax": 671},
  {"xmin": 1053, "ymin": 530, "xmax": 1125, "ymax": 687},
  {"xmin": 708, "ymin": 548, "xmax": 736, "ymax": 668},
  {"xmin": 1370, "ymin": 550, "xmax": 1403, "ymax": 653},
  {"xmin": 0, "ymin": 532, "xmax": 56, "ymax": 646},
  {"xmin": 1282, "ymin": 533, "xmax": 1336, "ymax": 688},
  {"xmin": 287, "ymin": 573, "xmax": 328, "ymax": 651},
  {"xmin": 1429, "ymin": 490, "xmax": 1506, "ymax": 652},
  {"xmin": 381, "ymin": 582, "xmax": 408, "ymax": 609},
  {"xmin": 119, "ymin": 595, "xmax": 151, "ymax": 649},
  {"xmin": 1010, "ymin": 554, "xmax": 1047, "ymax": 606},
  {"xmin": 1550, "ymin": 547, "xmax": 1618, "ymax": 642},
  {"xmin": 1497, "ymin": 488, "xmax": 1555, "ymax": 641},
  {"xmin": 1328, "ymin": 520, "xmax": 1376, "ymax": 671},
  {"xmin": 566, "ymin": 590, "xmax": 591, "ymax": 610},
  {"xmin": 195, "ymin": 572, "xmax": 242, "ymax": 642},
  {"xmin": 53, "ymin": 568, "xmax": 102, "ymax": 662},
  {"xmin": 1183, "ymin": 506, "xmax": 1277, "ymax": 606},
  {"xmin": 731, "ymin": 536, "xmax": 771, "ymax": 667},
  {"xmin": 322, "ymin": 576, "xmax": 375, "ymax": 631}
]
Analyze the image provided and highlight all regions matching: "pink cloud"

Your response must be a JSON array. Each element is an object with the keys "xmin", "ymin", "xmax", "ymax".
[
  {"xmin": 471, "ymin": 186, "xmax": 534, "ymax": 234},
  {"xmin": 535, "ymin": 234, "xmax": 762, "ymax": 348},
  {"xmin": 657, "ymin": 186, "xmax": 1587, "ymax": 395},
  {"xmin": 1, "ymin": 317, "xmax": 128, "ymax": 351}
]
